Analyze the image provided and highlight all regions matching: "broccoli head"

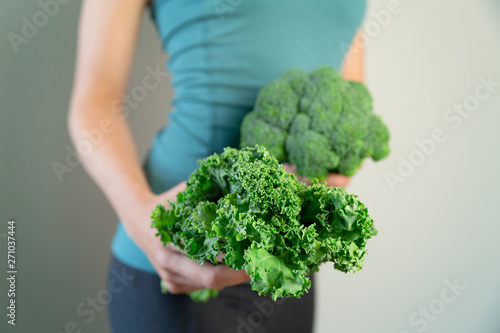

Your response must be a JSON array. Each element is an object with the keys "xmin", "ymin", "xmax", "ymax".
[{"xmin": 240, "ymin": 66, "xmax": 390, "ymax": 179}]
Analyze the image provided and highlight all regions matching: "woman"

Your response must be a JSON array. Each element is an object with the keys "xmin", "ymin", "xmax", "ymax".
[{"xmin": 68, "ymin": 0, "xmax": 366, "ymax": 332}]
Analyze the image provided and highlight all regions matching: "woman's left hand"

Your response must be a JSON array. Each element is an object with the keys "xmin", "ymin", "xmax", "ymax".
[{"xmin": 283, "ymin": 163, "xmax": 351, "ymax": 188}]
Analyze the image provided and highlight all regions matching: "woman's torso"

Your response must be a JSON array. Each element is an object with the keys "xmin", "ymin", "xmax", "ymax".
[{"xmin": 112, "ymin": 0, "xmax": 367, "ymax": 272}]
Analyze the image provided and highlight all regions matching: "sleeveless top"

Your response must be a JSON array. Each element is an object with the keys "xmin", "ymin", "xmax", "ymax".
[{"xmin": 112, "ymin": 0, "xmax": 367, "ymax": 273}]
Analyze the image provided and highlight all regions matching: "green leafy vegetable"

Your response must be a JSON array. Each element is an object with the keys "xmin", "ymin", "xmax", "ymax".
[
  {"xmin": 240, "ymin": 66, "xmax": 390, "ymax": 180},
  {"xmin": 152, "ymin": 145, "xmax": 377, "ymax": 301},
  {"xmin": 160, "ymin": 280, "xmax": 218, "ymax": 302}
]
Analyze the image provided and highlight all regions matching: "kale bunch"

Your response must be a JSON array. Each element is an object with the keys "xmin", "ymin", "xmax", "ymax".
[{"xmin": 152, "ymin": 146, "xmax": 376, "ymax": 302}]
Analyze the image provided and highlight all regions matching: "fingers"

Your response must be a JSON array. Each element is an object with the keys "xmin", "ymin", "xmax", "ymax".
[
  {"xmin": 172, "ymin": 181, "xmax": 187, "ymax": 192},
  {"xmin": 282, "ymin": 162, "xmax": 294, "ymax": 174},
  {"xmin": 163, "ymin": 248, "xmax": 220, "ymax": 289},
  {"xmin": 167, "ymin": 243, "xmax": 183, "ymax": 253},
  {"xmin": 160, "ymin": 265, "xmax": 250, "ymax": 295},
  {"xmin": 161, "ymin": 244, "xmax": 250, "ymax": 291},
  {"xmin": 151, "ymin": 244, "xmax": 206, "ymax": 293},
  {"xmin": 215, "ymin": 251, "xmax": 226, "ymax": 263},
  {"xmin": 284, "ymin": 163, "xmax": 351, "ymax": 187},
  {"xmin": 325, "ymin": 173, "xmax": 351, "ymax": 188},
  {"xmin": 283, "ymin": 163, "xmax": 311, "ymax": 185},
  {"xmin": 159, "ymin": 270, "xmax": 203, "ymax": 294},
  {"xmin": 212, "ymin": 264, "xmax": 251, "ymax": 287}
]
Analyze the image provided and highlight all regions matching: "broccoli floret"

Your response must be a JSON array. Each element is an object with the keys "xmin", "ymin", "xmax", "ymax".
[
  {"xmin": 345, "ymin": 80, "xmax": 373, "ymax": 114},
  {"xmin": 240, "ymin": 75, "xmax": 301, "ymax": 161},
  {"xmin": 280, "ymin": 68, "xmax": 310, "ymax": 95},
  {"xmin": 286, "ymin": 114, "xmax": 339, "ymax": 180},
  {"xmin": 254, "ymin": 79, "xmax": 299, "ymax": 130},
  {"xmin": 240, "ymin": 66, "xmax": 390, "ymax": 180},
  {"xmin": 240, "ymin": 112, "xmax": 287, "ymax": 161},
  {"xmin": 364, "ymin": 115, "xmax": 390, "ymax": 161}
]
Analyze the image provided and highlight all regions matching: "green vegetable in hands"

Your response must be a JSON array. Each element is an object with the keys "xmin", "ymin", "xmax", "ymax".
[
  {"xmin": 160, "ymin": 280, "xmax": 219, "ymax": 302},
  {"xmin": 152, "ymin": 146, "xmax": 377, "ymax": 301},
  {"xmin": 240, "ymin": 66, "xmax": 390, "ymax": 180}
]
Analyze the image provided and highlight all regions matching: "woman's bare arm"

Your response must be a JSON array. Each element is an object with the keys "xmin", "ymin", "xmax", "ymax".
[
  {"xmin": 69, "ymin": 0, "xmax": 151, "ymax": 222},
  {"xmin": 68, "ymin": 0, "xmax": 249, "ymax": 293},
  {"xmin": 341, "ymin": 30, "xmax": 365, "ymax": 82}
]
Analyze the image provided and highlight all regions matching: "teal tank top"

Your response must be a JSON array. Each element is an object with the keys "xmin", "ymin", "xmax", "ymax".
[{"xmin": 111, "ymin": 0, "xmax": 367, "ymax": 273}]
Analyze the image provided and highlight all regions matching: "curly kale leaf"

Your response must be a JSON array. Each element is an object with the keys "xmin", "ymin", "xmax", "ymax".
[{"xmin": 151, "ymin": 146, "xmax": 377, "ymax": 301}]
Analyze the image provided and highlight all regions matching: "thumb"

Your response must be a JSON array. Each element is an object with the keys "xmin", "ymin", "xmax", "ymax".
[
  {"xmin": 325, "ymin": 173, "xmax": 351, "ymax": 188},
  {"xmin": 156, "ymin": 181, "xmax": 187, "ymax": 205}
]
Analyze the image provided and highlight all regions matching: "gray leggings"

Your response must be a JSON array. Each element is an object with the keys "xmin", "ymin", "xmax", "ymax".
[{"xmin": 108, "ymin": 255, "xmax": 315, "ymax": 333}]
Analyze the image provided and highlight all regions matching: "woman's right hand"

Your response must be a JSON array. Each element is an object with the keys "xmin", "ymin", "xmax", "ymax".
[{"xmin": 123, "ymin": 182, "xmax": 251, "ymax": 294}]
